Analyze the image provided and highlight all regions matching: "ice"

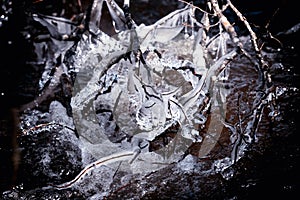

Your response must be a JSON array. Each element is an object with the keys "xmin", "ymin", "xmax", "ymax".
[
  {"xmin": 71, "ymin": 165, "xmax": 115, "ymax": 195},
  {"xmin": 212, "ymin": 157, "xmax": 236, "ymax": 180},
  {"xmin": 213, "ymin": 157, "xmax": 233, "ymax": 173},
  {"xmin": 275, "ymin": 86, "xmax": 287, "ymax": 97},
  {"xmin": 49, "ymin": 101, "xmax": 74, "ymax": 128},
  {"xmin": 177, "ymin": 154, "xmax": 197, "ymax": 173},
  {"xmin": 32, "ymin": 14, "xmax": 76, "ymax": 91},
  {"xmin": 0, "ymin": 1, "xmax": 282, "ymax": 200},
  {"xmin": 66, "ymin": 0, "xmax": 244, "ymax": 177},
  {"xmin": 13, "ymin": 1, "xmax": 274, "ymax": 194}
]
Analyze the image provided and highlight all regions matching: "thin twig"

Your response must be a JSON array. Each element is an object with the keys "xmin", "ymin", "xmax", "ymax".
[
  {"xmin": 178, "ymin": 0, "xmax": 214, "ymax": 15},
  {"xmin": 227, "ymin": 0, "xmax": 267, "ymax": 69},
  {"xmin": 22, "ymin": 122, "xmax": 76, "ymax": 135},
  {"xmin": 43, "ymin": 151, "xmax": 137, "ymax": 190}
]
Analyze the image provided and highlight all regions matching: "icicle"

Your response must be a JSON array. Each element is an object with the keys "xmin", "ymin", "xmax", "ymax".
[
  {"xmin": 89, "ymin": 0, "xmax": 105, "ymax": 34},
  {"xmin": 106, "ymin": 0, "xmax": 127, "ymax": 32}
]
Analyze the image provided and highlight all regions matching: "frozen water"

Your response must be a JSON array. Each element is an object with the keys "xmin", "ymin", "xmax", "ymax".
[
  {"xmin": 49, "ymin": 101, "xmax": 74, "ymax": 128},
  {"xmin": 9, "ymin": 1, "xmax": 277, "ymax": 197},
  {"xmin": 69, "ymin": 2, "xmax": 220, "ymax": 175},
  {"xmin": 176, "ymin": 154, "xmax": 197, "ymax": 173},
  {"xmin": 67, "ymin": 0, "xmax": 247, "ymax": 178}
]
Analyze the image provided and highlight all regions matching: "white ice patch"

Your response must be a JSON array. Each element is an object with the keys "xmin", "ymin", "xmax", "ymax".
[{"xmin": 177, "ymin": 154, "xmax": 197, "ymax": 172}]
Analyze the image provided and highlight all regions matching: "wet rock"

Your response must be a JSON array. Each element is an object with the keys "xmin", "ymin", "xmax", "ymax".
[{"xmin": 17, "ymin": 127, "xmax": 82, "ymax": 190}]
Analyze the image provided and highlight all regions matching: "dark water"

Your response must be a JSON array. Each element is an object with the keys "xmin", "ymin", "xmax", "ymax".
[{"xmin": 0, "ymin": 0, "xmax": 299, "ymax": 199}]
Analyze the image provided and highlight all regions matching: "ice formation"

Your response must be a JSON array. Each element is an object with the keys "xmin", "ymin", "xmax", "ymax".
[{"xmin": 69, "ymin": 0, "xmax": 235, "ymax": 176}]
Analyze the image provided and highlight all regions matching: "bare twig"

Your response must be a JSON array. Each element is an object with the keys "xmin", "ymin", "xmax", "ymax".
[
  {"xmin": 43, "ymin": 151, "xmax": 137, "ymax": 190},
  {"xmin": 227, "ymin": 0, "xmax": 267, "ymax": 69}
]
